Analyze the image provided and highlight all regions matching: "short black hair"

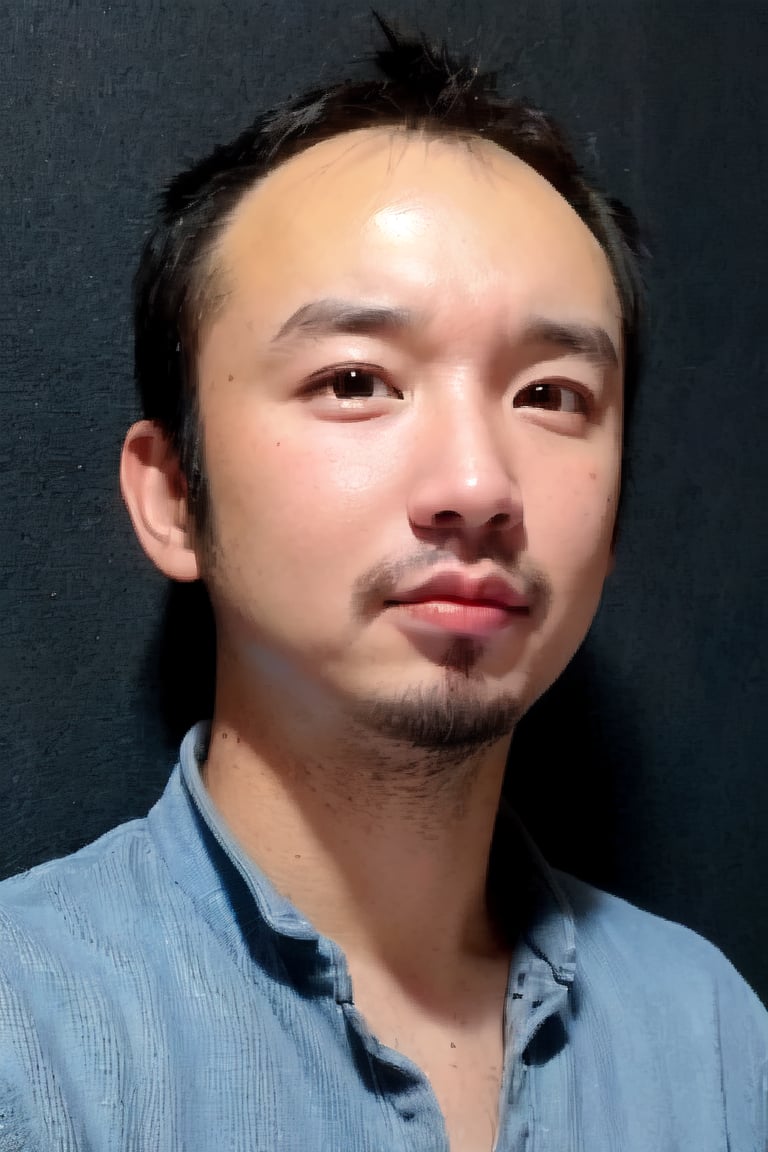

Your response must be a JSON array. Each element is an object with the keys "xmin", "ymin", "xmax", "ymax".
[{"xmin": 133, "ymin": 15, "xmax": 644, "ymax": 545}]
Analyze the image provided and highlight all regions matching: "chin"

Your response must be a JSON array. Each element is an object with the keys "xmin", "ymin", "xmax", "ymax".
[{"xmin": 348, "ymin": 666, "xmax": 525, "ymax": 752}]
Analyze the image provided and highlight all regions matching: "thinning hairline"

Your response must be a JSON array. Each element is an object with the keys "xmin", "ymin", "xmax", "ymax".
[
  {"xmin": 184, "ymin": 120, "xmax": 619, "ymax": 355},
  {"xmin": 184, "ymin": 124, "xmax": 531, "ymax": 343}
]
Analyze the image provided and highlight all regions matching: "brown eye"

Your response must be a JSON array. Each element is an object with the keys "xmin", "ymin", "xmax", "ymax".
[
  {"xmin": 513, "ymin": 381, "xmax": 588, "ymax": 415},
  {"xmin": 302, "ymin": 364, "xmax": 404, "ymax": 417},
  {"xmin": 326, "ymin": 369, "xmax": 392, "ymax": 399}
]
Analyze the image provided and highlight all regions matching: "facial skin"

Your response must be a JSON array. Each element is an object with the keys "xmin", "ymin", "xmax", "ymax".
[
  {"xmin": 125, "ymin": 126, "xmax": 623, "ymax": 791},
  {"xmin": 121, "ymin": 127, "xmax": 624, "ymax": 1058},
  {"xmin": 184, "ymin": 129, "xmax": 622, "ymax": 765}
]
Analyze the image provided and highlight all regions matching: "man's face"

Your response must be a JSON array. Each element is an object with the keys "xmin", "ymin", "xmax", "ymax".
[{"xmin": 194, "ymin": 130, "xmax": 622, "ymax": 745}]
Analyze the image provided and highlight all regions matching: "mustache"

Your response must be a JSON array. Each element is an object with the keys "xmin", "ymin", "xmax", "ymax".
[{"xmin": 350, "ymin": 546, "xmax": 552, "ymax": 621}]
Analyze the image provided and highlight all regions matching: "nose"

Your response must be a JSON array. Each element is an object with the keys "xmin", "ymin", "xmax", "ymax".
[{"xmin": 406, "ymin": 397, "xmax": 523, "ymax": 538}]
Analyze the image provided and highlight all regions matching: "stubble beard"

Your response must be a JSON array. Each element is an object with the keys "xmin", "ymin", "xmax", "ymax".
[
  {"xmin": 349, "ymin": 638, "xmax": 524, "ymax": 755},
  {"xmin": 345, "ymin": 549, "xmax": 547, "ymax": 767}
]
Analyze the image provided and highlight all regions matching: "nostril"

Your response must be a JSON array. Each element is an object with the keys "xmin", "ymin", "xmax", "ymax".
[{"xmin": 431, "ymin": 509, "xmax": 511, "ymax": 528}]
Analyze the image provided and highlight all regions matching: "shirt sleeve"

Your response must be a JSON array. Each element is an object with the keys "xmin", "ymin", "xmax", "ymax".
[
  {"xmin": 0, "ymin": 905, "xmax": 73, "ymax": 1152},
  {"xmin": 718, "ymin": 960, "xmax": 768, "ymax": 1150},
  {"xmin": 0, "ymin": 993, "xmax": 46, "ymax": 1152}
]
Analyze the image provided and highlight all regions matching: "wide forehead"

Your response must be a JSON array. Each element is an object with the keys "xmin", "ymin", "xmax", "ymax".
[{"xmin": 209, "ymin": 128, "xmax": 620, "ymax": 338}]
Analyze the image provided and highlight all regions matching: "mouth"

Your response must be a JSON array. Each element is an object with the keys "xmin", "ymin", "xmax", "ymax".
[
  {"xmin": 384, "ymin": 572, "xmax": 532, "ymax": 639},
  {"xmin": 386, "ymin": 598, "xmax": 528, "ymax": 638}
]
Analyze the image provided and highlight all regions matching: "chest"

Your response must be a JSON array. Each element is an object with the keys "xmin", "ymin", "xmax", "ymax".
[
  {"xmin": 416, "ymin": 1037, "xmax": 506, "ymax": 1152},
  {"xmin": 349, "ymin": 966, "xmax": 509, "ymax": 1152},
  {"xmin": 15, "ymin": 913, "xmax": 738, "ymax": 1152}
]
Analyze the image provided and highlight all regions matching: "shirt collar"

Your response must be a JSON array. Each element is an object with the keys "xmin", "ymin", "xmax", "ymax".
[
  {"xmin": 150, "ymin": 721, "xmax": 576, "ymax": 1000},
  {"xmin": 178, "ymin": 721, "xmax": 320, "ymax": 941},
  {"xmin": 491, "ymin": 797, "xmax": 577, "ymax": 988}
]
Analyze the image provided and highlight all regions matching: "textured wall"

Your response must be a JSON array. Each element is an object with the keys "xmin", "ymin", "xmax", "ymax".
[{"xmin": 1, "ymin": 0, "xmax": 766, "ymax": 1001}]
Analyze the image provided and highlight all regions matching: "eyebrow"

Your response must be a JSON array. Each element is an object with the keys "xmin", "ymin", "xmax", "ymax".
[
  {"xmin": 521, "ymin": 317, "xmax": 620, "ymax": 371},
  {"xmin": 271, "ymin": 296, "xmax": 620, "ymax": 370},
  {"xmin": 272, "ymin": 298, "xmax": 416, "ymax": 343}
]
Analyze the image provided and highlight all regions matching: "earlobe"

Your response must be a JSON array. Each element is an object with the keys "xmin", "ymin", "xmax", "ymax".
[{"xmin": 120, "ymin": 420, "xmax": 201, "ymax": 582}]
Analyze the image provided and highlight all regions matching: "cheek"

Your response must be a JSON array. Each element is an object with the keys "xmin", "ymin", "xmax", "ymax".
[
  {"xmin": 527, "ymin": 456, "xmax": 619, "ymax": 576},
  {"xmin": 204, "ymin": 415, "xmax": 403, "ymax": 561}
]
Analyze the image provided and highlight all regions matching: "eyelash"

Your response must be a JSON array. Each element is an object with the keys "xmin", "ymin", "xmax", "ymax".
[
  {"xmin": 513, "ymin": 380, "xmax": 592, "ymax": 417},
  {"xmin": 302, "ymin": 365, "xmax": 592, "ymax": 416},
  {"xmin": 303, "ymin": 365, "xmax": 402, "ymax": 402}
]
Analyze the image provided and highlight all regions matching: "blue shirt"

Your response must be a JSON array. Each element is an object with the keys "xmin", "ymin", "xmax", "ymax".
[{"xmin": 1, "ymin": 723, "xmax": 766, "ymax": 1151}]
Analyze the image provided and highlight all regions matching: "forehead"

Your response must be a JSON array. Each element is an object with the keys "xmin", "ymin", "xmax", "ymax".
[{"xmin": 210, "ymin": 128, "xmax": 620, "ymax": 339}]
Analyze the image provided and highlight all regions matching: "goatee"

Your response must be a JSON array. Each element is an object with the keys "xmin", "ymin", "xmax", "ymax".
[{"xmin": 351, "ymin": 662, "xmax": 523, "ymax": 752}]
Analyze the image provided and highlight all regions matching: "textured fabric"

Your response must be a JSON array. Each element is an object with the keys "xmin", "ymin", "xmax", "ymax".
[{"xmin": 0, "ymin": 724, "xmax": 767, "ymax": 1151}]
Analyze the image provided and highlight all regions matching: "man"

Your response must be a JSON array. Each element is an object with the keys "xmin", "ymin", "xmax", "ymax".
[{"xmin": 1, "ymin": 21, "xmax": 766, "ymax": 1152}]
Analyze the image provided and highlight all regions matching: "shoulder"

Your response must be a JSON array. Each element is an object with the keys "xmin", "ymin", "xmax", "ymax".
[
  {"xmin": 0, "ymin": 818, "xmax": 180, "ymax": 1069},
  {"xmin": 0, "ymin": 820, "xmax": 173, "ymax": 1142},
  {"xmin": 556, "ymin": 867, "xmax": 763, "ymax": 1000},
  {"xmin": 556, "ymin": 869, "xmax": 768, "ymax": 1136},
  {"xmin": 0, "ymin": 817, "xmax": 172, "ymax": 972}
]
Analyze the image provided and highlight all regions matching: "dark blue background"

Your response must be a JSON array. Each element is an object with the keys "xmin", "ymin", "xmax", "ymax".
[{"xmin": 1, "ymin": 0, "xmax": 766, "ymax": 1001}]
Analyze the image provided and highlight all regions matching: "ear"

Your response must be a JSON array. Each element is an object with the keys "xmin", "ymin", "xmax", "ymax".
[{"xmin": 120, "ymin": 420, "xmax": 201, "ymax": 582}]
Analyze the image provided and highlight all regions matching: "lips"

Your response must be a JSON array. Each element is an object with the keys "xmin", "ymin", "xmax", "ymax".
[
  {"xmin": 385, "ymin": 570, "xmax": 531, "ymax": 638},
  {"xmin": 387, "ymin": 571, "xmax": 531, "ymax": 612}
]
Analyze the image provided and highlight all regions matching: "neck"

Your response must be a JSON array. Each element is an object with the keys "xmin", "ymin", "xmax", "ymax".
[{"xmin": 202, "ymin": 690, "xmax": 513, "ymax": 992}]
